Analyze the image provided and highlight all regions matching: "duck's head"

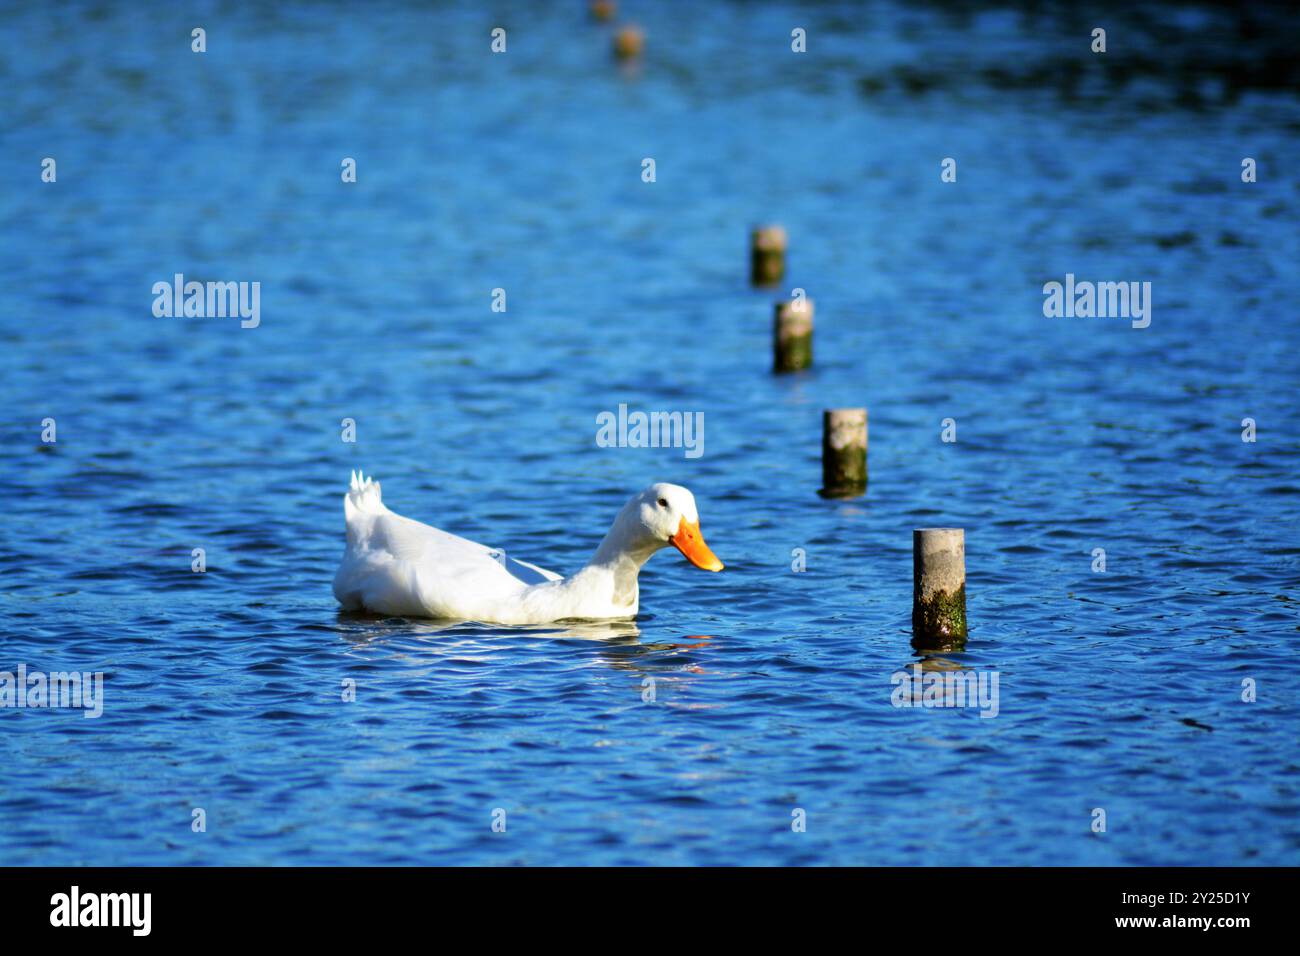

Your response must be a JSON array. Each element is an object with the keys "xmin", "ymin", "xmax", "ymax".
[{"xmin": 626, "ymin": 482, "xmax": 724, "ymax": 572}]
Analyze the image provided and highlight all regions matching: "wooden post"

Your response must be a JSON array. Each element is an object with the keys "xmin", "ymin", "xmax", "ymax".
[
  {"xmin": 773, "ymin": 298, "xmax": 813, "ymax": 372},
  {"xmin": 751, "ymin": 225, "xmax": 786, "ymax": 285},
  {"xmin": 821, "ymin": 409, "xmax": 867, "ymax": 497},
  {"xmin": 590, "ymin": 0, "xmax": 616, "ymax": 21},
  {"xmin": 912, "ymin": 529, "xmax": 968, "ymax": 650},
  {"xmin": 613, "ymin": 25, "xmax": 644, "ymax": 59}
]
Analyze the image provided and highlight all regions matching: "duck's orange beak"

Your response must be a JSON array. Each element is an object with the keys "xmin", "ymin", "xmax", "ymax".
[{"xmin": 670, "ymin": 518, "xmax": 724, "ymax": 571}]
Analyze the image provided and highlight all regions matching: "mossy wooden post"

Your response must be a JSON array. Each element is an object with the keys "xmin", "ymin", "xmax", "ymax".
[
  {"xmin": 614, "ymin": 25, "xmax": 644, "ymax": 59},
  {"xmin": 751, "ymin": 225, "xmax": 786, "ymax": 285},
  {"xmin": 821, "ymin": 408, "xmax": 866, "ymax": 498},
  {"xmin": 912, "ymin": 529, "xmax": 968, "ymax": 650},
  {"xmin": 773, "ymin": 298, "xmax": 813, "ymax": 372}
]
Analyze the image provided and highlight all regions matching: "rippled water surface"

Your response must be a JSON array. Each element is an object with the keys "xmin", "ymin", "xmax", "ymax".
[{"xmin": 2, "ymin": 2, "xmax": 1298, "ymax": 865}]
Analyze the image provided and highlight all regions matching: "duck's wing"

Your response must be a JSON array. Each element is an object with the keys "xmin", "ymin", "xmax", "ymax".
[
  {"xmin": 342, "ymin": 472, "xmax": 562, "ymax": 590},
  {"xmin": 501, "ymin": 554, "xmax": 562, "ymax": 585},
  {"xmin": 367, "ymin": 511, "xmax": 561, "ymax": 588}
]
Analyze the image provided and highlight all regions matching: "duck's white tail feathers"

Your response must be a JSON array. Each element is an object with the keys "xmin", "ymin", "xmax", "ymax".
[{"xmin": 344, "ymin": 470, "xmax": 387, "ymax": 536}]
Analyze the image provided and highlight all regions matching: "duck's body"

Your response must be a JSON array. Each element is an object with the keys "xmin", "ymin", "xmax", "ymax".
[{"xmin": 332, "ymin": 473, "xmax": 722, "ymax": 625}]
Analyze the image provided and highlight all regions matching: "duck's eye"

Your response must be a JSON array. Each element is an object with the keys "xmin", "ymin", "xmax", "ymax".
[{"xmin": 657, "ymin": 498, "xmax": 669, "ymax": 508}]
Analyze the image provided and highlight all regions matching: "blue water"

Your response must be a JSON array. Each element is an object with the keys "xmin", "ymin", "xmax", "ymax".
[{"xmin": 2, "ymin": 1, "xmax": 1298, "ymax": 865}]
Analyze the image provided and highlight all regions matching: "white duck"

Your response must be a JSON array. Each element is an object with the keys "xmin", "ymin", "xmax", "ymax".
[{"xmin": 333, "ymin": 472, "xmax": 723, "ymax": 624}]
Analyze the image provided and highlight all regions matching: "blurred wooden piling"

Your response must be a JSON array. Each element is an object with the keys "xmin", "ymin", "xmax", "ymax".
[
  {"xmin": 773, "ymin": 298, "xmax": 813, "ymax": 372},
  {"xmin": 614, "ymin": 25, "xmax": 644, "ymax": 60},
  {"xmin": 751, "ymin": 225, "xmax": 787, "ymax": 285},
  {"xmin": 821, "ymin": 408, "xmax": 866, "ymax": 497},
  {"xmin": 912, "ymin": 529, "xmax": 968, "ymax": 650},
  {"xmin": 590, "ymin": 0, "xmax": 616, "ymax": 21}
]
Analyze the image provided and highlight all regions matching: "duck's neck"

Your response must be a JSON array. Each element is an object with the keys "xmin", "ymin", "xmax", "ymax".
[{"xmin": 581, "ymin": 512, "xmax": 663, "ymax": 607}]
